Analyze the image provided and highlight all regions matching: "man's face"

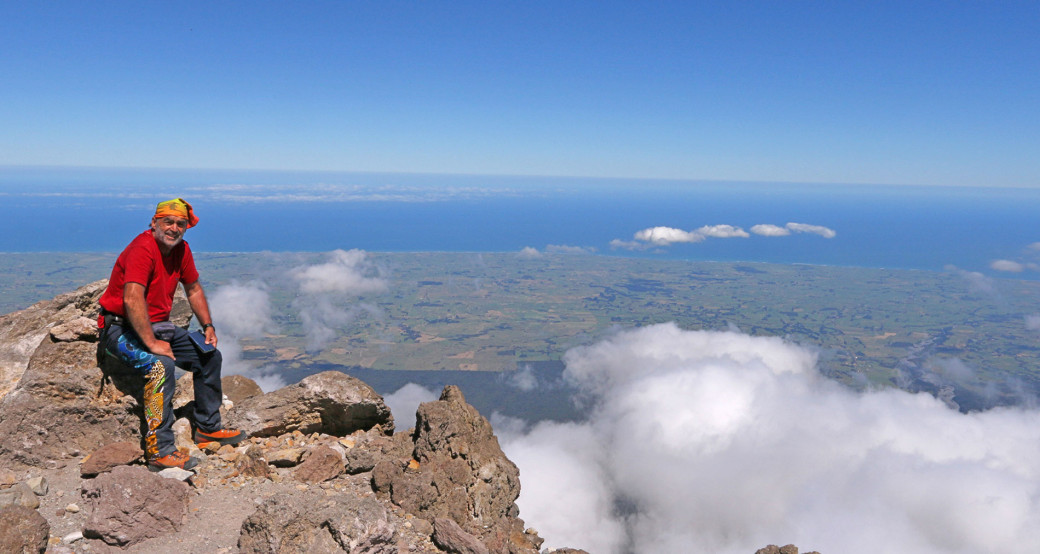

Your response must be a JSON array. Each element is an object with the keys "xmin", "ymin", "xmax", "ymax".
[{"xmin": 151, "ymin": 216, "xmax": 188, "ymax": 251}]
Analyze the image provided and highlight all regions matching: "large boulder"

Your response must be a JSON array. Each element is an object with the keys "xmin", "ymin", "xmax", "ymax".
[
  {"xmin": 0, "ymin": 282, "xmax": 195, "ymax": 470},
  {"xmin": 0, "ymin": 280, "xmax": 107, "ymax": 400},
  {"xmin": 372, "ymin": 386, "xmax": 540, "ymax": 554},
  {"xmin": 238, "ymin": 490, "xmax": 395, "ymax": 554},
  {"xmin": 225, "ymin": 371, "xmax": 394, "ymax": 437},
  {"xmin": 81, "ymin": 465, "xmax": 191, "ymax": 547}
]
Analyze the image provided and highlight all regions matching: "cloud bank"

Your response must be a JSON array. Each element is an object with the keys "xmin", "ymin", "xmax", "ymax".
[
  {"xmin": 209, "ymin": 282, "xmax": 286, "ymax": 391},
  {"xmin": 499, "ymin": 323, "xmax": 1040, "ymax": 554},
  {"xmin": 615, "ymin": 222, "xmax": 835, "ymax": 249}
]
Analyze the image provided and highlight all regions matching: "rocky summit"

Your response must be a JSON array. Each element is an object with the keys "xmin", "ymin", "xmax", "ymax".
[{"xmin": 0, "ymin": 282, "xmax": 816, "ymax": 553}]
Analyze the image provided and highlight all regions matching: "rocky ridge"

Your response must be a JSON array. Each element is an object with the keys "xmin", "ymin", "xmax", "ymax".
[{"xmin": 0, "ymin": 282, "xmax": 816, "ymax": 553}]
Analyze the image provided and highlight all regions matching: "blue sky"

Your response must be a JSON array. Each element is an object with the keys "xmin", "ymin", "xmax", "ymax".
[{"xmin": 1, "ymin": 1, "xmax": 1038, "ymax": 187}]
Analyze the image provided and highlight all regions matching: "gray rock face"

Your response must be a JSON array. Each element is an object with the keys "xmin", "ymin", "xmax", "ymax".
[
  {"xmin": 0, "ymin": 280, "xmax": 106, "ymax": 401},
  {"xmin": 225, "ymin": 370, "xmax": 394, "ymax": 437},
  {"xmin": 81, "ymin": 465, "xmax": 192, "ymax": 547},
  {"xmin": 0, "ymin": 504, "xmax": 49, "ymax": 554},
  {"xmin": 238, "ymin": 490, "xmax": 396, "ymax": 554}
]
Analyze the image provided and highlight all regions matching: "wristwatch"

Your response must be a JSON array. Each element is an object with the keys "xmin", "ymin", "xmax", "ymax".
[{"xmin": 201, "ymin": 323, "xmax": 214, "ymax": 331}]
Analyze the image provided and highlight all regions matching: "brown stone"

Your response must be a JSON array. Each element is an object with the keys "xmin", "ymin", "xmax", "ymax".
[
  {"xmin": 293, "ymin": 445, "xmax": 343, "ymax": 484},
  {"xmin": 221, "ymin": 374, "xmax": 263, "ymax": 405},
  {"xmin": 226, "ymin": 371, "xmax": 394, "ymax": 438},
  {"xmin": 236, "ymin": 445, "xmax": 270, "ymax": 479},
  {"xmin": 0, "ymin": 504, "xmax": 49, "ymax": 554},
  {"xmin": 82, "ymin": 465, "xmax": 191, "ymax": 547},
  {"xmin": 80, "ymin": 441, "xmax": 143, "ymax": 477}
]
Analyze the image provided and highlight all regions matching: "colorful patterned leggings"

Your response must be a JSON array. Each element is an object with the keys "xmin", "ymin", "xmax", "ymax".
[{"xmin": 99, "ymin": 323, "xmax": 224, "ymax": 460}]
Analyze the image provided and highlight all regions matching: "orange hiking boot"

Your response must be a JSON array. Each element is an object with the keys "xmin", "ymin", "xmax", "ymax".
[
  {"xmin": 194, "ymin": 428, "xmax": 248, "ymax": 448},
  {"xmin": 148, "ymin": 450, "xmax": 198, "ymax": 471}
]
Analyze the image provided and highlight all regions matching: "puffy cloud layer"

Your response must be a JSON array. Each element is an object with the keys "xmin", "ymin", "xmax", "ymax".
[
  {"xmin": 750, "ymin": 224, "xmax": 790, "ymax": 237},
  {"xmin": 209, "ymin": 282, "xmax": 285, "ymax": 391},
  {"xmin": 634, "ymin": 226, "xmax": 705, "ymax": 246},
  {"xmin": 499, "ymin": 323, "xmax": 1040, "ymax": 554},
  {"xmin": 991, "ymin": 260, "xmax": 1025, "ymax": 273},
  {"xmin": 616, "ymin": 222, "xmax": 835, "ymax": 249},
  {"xmin": 291, "ymin": 249, "xmax": 389, "ymax": 295},
  {"xmin": 784, "ymin": 222, "xmax": 837, "ymax": 238}
]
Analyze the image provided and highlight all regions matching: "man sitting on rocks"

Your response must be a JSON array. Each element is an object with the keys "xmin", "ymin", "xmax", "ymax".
[{"xmin": 97, "ymin": 198, "xmax": 247, "ymax": 471}]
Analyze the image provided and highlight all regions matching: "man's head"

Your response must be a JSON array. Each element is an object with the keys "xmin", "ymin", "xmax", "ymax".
[{"xmin": 150, "ymin": 198, "xmax": 198, "ymax": 252}]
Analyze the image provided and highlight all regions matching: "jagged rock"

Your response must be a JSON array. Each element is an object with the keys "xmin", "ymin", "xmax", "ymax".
[
  {"xmin": 81, "ymin": 465, "xmax": 191, "ymax": 547},
  {"xmin": 79, "ymin": 441, "xmax": 144, "ymax": 477},
  {"xmin": 372, "ymin": 385, "xmax": 540, "ymax": 553},
  {"xmin": 238, "ymin": 490, "xmax": 396, "ymax": 554},
  {"xmin": 236, "ymin": 445, "xmax": 271, "ymax": 479},
  {"xmin": 0, "ymin": 483, "xmax": 40, "ymax": 510},
  {"xmin": 225, "ymin": 371, "xmax": 394, "ymax": 438},
  {"xmin": 0, "ymin": 280, "xmax": 107, "ymax": 401},
  {"xmin": 433, "ymin": 517, "xmax": 490, "ymax": 554},
  {"xmin": 293, "ymin": 445, "xmax": 343, "ymax": 483},
  {"xmin": 222, "ymin": 374, "xmax": 264, "ymax": 404},
  {"xmin": 0, "ymin": 504, "xmax": 49, "ymax": 554}
]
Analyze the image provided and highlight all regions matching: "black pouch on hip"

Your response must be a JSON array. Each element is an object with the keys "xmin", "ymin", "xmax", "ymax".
[{"xmin": 151, "ymin": 321, "xmax": 177, "ymax": 341}]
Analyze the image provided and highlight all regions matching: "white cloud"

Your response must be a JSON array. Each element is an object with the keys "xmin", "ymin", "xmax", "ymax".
[
  {"xmin": 1026, "ymin": 315, "xmax": 1040, "ymax": 331},
  {"xmin": 546, "ymin": 244, "xmax": 596, "ymax": 254},
  {"xmin": 208, "ymin": 281, "xmax": 285, "ymax": 391},
  {"xmin": 609, "ymin": 238, "xmax": 648, "ymax": 251},
  {"xmin": 696, "ymin": 224, "xmax": 750, "ymax": 238},
  {"xmin": 619, "ymin": 221, "xmax": 836, "ymax": 249},
  {"xmin": 517, "ymin": 246, "xmax": 542, "ymax": 259},
  {"xmin": 786, "ymin": 222, "xmax": 837, "ymax": 238},
  {"xmin": 750, "ymin": 224, "xmax": 791, "ymax": 237},
  {"xmin": 633, "ymin": 226, "xmax": 704, "ymax": 246},
  {"xmin": 384, "ymin": 383, "xmax": 439, "ymax": 430},
  {"xmin": 291, "ymin": 249, "xmax": 389, "ymax": 295},
  {"xmin": 501, "ymin": 323, "xmax": 1040, "ymax": 554},
  {"xmin": 947, "ymin": 266, "xmax": 997, "ymax": 295},
  {"xmin": 210, "ymin": 282, "xmax": 275, "ymax": 338},
  {"xmin": 991, "ymin": 260, "xmax": 1025, "ymax": 272},
  {"xmin": 506, "ymin": 364, "xmax": 540, "ymax": 392},
  {"xmin": 1027, "ymin": 242, "xmax": 1040, "ymax": 251}
]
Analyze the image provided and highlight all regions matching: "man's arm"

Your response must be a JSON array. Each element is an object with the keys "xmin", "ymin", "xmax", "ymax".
[
  {"xmin": 124, "ymin": 282, "xmax": 175, "ymax": 359},
  {"xmin": 183, "ymin": 280, "xmax": 217, "ymax": 347}
]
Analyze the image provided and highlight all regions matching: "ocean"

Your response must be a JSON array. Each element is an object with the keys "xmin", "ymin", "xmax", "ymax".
[{"xmin": 2, "ymin": 166, "xmax": 1038, "ymax": 278}]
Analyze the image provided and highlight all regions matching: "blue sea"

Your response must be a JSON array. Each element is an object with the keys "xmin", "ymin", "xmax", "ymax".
[{"xmin": 2, "ymin": 166, "xmax": 1038, "ymax": 278}]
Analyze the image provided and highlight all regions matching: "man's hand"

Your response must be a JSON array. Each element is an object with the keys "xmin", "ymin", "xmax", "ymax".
[
  {"xmin": 204, "ymin": 325, "xmax": 218, "ymax": 348},
  {"xmin": 148, "ymin": 339, "xmax": 175, "ymax": 359}
]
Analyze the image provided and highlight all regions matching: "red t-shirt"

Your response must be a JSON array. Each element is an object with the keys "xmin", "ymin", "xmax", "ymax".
[{"xmin": 98, "ymin": 230, "xmax": 200, "ymax": 325}]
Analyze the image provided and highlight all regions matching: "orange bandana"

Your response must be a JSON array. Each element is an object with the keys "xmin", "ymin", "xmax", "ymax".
[{"xmin": 154, "ymin": 198, "xmax": 199, "ymax": 228}]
